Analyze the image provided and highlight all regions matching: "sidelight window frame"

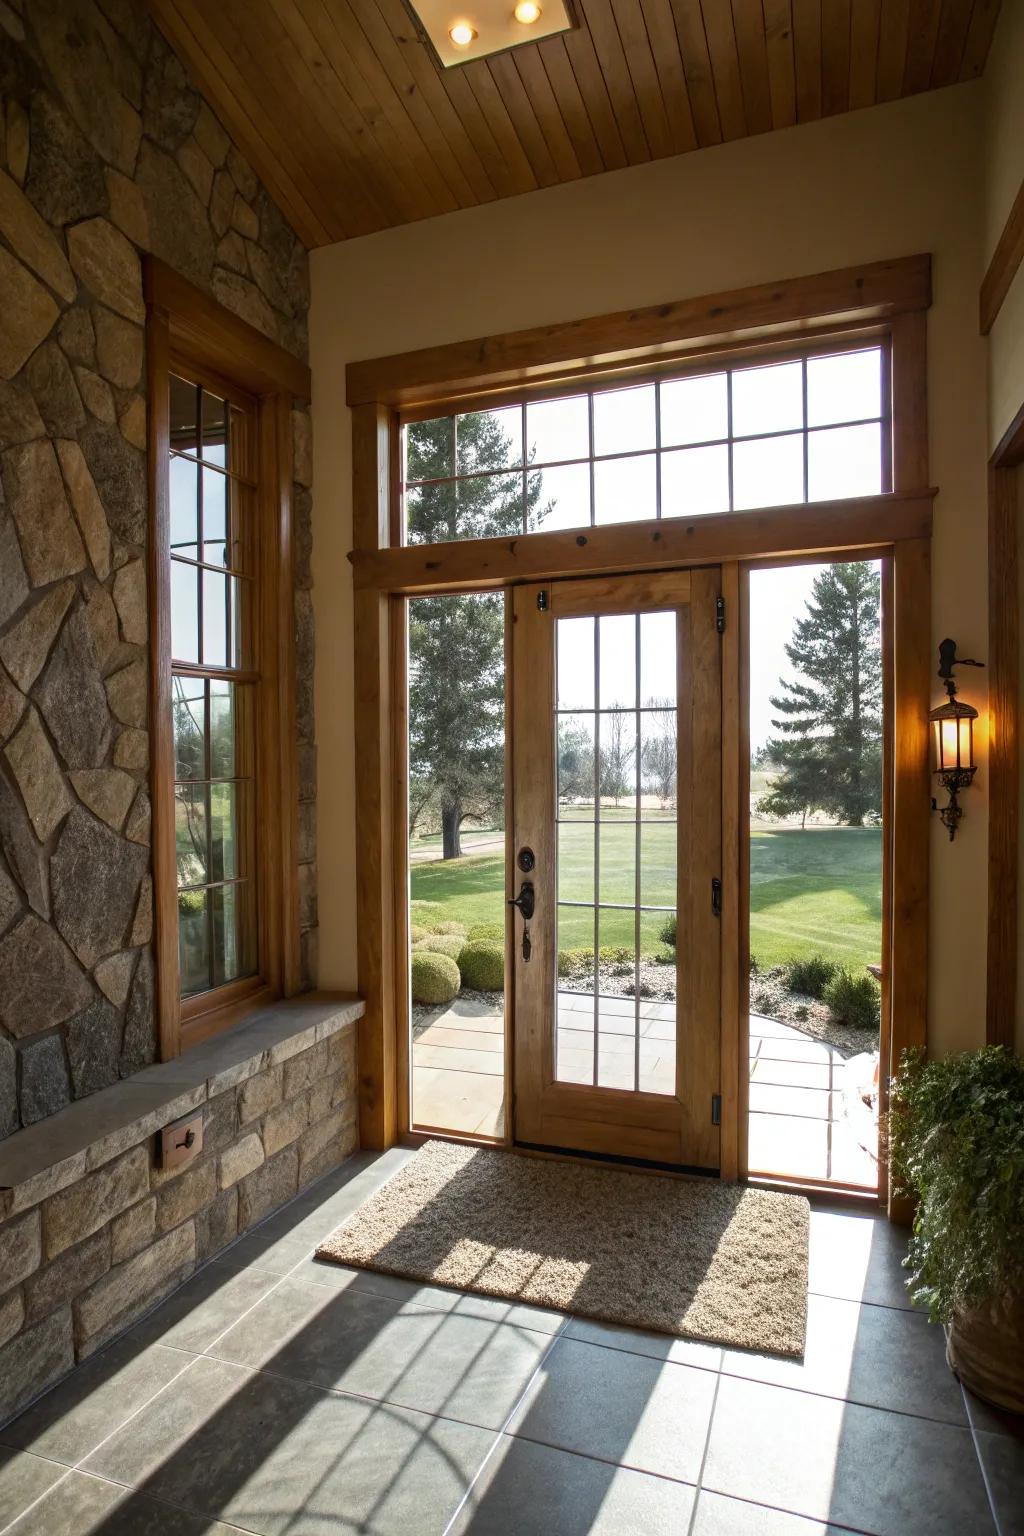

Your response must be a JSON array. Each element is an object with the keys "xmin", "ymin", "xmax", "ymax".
[{"xmin": 145, "ymin": 258, "xmax": 307, "ymax": 1057}]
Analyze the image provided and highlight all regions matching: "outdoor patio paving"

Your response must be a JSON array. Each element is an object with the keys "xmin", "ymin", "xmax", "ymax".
[{"xmin": 412, "ymin": 999, "xmax": 878, "ymax": 1190}]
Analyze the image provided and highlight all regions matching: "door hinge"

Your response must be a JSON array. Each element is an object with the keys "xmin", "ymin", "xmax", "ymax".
[
  {"xmin": 711, "ymin": 1093, "xmax": 722, "ymax": 1126},
  {"xmin": 715, "ymin": 594, "xmax": 726, "ymax": 634},
  {"xmin": 711, "ymin": 876, "xmax": 722, "ymax": 917},
  {"xmin": 537, "ymin": 590, "xmax": 549, "ymax": 611}
]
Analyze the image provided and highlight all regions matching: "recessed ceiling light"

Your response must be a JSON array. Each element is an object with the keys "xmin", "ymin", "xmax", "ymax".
[
  {"xmin": 412, "ymin": 0, "xmax": 575, "ymax": 66},
  {"xmin": 448, "ymin": 20, "xmax": 477, "ymax": 44}
]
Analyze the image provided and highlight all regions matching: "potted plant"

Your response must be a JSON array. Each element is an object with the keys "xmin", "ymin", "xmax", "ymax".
[{"xmin": 889, "ymin": 1045, "xmax": 1024, "ymax": 1412}]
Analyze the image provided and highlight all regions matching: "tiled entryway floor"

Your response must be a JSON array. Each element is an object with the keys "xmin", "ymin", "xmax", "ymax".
[
  {"xmin": 0, "ymin": 1150, "xmax": 1019, "ymax": 1535},
  {"xmin": 748, "ymin": 1014, "xmax": 879, "ymax": 1189}
]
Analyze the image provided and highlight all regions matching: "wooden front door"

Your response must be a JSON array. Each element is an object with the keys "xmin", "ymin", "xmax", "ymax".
[{"xmin": 511, "ymin": 568, "xmax": 724, "ymax": 1170}]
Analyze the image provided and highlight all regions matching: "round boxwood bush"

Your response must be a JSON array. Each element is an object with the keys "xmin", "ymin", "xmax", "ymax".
[
  {"xmin": 823, "ymin": 968, "xmax": 880, "ymax": 1030},
  {"xmin": 411, "ymin": 951, "xmax": 461, "ymax": 1005},
  {"xmin": 430, "ymin": 920, "xmax": 468, "ymax": 937},
  {"xmin": 414, "ymin": 935, "xmax": 466, "ymax": 963},
  {"xmin": 459, "ymin": 939, "xmax": 505, "ymax": 992},
  {"xmin": 409, "ymin": 923, "xmax": 429, "ymax": 944},
  {"xmin": 468, "ymin": 922, "xmax": 504, "ymax": 942}
]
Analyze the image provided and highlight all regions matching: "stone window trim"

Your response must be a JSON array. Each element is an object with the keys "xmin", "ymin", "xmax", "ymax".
[{"xmin": 145, "ymin": 257, "xmax": 311, "ymax": 1060}]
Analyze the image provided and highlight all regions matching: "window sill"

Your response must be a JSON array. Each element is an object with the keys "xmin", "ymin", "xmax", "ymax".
[{"xmin": 0, "ymin": 993, "xmax": 364, "ymax": 1219}]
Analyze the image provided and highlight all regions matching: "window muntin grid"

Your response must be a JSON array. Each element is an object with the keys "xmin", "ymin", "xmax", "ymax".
[
  {"xmin": 401, "ymin": 346, "xmax": 888, "ymax": 545},
  {"xmin": 168, "ymin": 374, "xmax": 258, "ymax": 1000}
]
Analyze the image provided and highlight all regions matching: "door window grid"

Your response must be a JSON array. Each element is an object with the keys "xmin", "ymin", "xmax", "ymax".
[
  {"xmin": 403, "ymin": 346, "xmax": 889, "ymax": 543},
  {"xmin": 169, "ymin": 374, "xmax": 259, "ymax": 1000},
  {"xmin": 555, "ymin": 612, "xmax": 677, "ymax": 1096}
]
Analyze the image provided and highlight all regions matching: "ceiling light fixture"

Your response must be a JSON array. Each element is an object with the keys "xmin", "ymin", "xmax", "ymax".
[{"xmin": 413, "ymin": 0, "xmax": 574, "ymax": 66}]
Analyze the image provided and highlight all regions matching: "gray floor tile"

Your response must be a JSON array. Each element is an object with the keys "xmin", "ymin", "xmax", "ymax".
[
  {"xmin": 293, "ymin": 1252, "xmax": 461, "ymax": 1312},
  {"xmin": 125, "ymin": 1263, "xmax": 284, "ymax": 1356},
  {"xmin": 450, "ymin": 1292, "xmax": 566, "ymax": 1335},
  {"xmin": 963, "ymin": 1384, "xmax": 1024, "ymax": 1440},
  {"xmin": 5, "ymin": 1470, "xmax": 245, "ymax": 1534},
  {"xmin": 85, "ymin": 1354, "xmax": 494, "ymax": 1536},
  {"xmin": 0, "ymin": 1447, "xmax": 68, "ymax": 1528},
  {"xmin": 449, "ymin": 1434, "xmax": 698, "ymax": 1534},
  {"xmin": 506, "ymin": 1335, "xmax": 717, "ymax": 1484},
  {"xmin": 807, "ymin": 1211, "xmax": 914, "ymax": 1311},
  {"xmin": 975, "ymin": 1429, "xmax": 1024, "ymax": 1536},
  {"xmin": 207, "ymin": 1275, "xmax": 551, "ymax": 1430},
  {"xmin": 210, "ymin": 1231, "xmax": 313, "ymax": 1279},
  {"xmin": 254, "ymin": 1148, "xmax": 415, "ymax": 1246},
  {"xmin": 722, "ymin": 1292, "xmax": 966, "ymax": 1424},
  {"xmin": 703, "ymin": 1374, "xmax": 995, "ymax": 1536},
  {"xmin": 1, "ymin": 1339, "xmax": 190, "ymax": 1467},
  {"xmin": 692, "ymin": 1489, "xmax": 854, "ymax": 1534},
  {"xmin": 564, "ymin": 1314, "xmax": 722, "ymax": 1372}
]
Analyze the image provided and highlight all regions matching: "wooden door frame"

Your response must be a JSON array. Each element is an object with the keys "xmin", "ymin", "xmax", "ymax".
[
  {"xmin": 350, "ymin": 258, "xmax": 933, "ymax": 1219},
  {"xmin": 987, "ymin": 403, "xmax": 1024, "ymax": 1047}
]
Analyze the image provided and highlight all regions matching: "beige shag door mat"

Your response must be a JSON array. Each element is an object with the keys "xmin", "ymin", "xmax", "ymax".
[{"xmin": 316, "ymin": 1140, "xmax": 809, "ymax": 1357}]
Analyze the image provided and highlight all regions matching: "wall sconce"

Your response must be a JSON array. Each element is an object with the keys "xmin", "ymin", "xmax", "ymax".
[{"xmin": 929, "ymin": 638, "xmax": 983, "ymax": 841}]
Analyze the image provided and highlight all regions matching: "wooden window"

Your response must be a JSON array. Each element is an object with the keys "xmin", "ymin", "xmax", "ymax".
[
  {"xmin": 168, "ymin": 372, "xmax": 259, "ymax": 1003},
  {"xmin": 401, "ymin": 345, "xmax": 890, "ymax": 544},
  {"xmin": 145, "ymin": 258, "xmax": 309, "ymax": 1057}
]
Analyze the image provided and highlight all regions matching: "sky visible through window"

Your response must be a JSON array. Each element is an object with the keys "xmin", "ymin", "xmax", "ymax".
[{"xmin": 402, "ymin": 346, "xmax": 887, "ymax": 544}]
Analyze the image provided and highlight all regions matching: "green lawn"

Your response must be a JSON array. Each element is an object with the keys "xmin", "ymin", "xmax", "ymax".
[{"xmin": 411, "ymin": 825, "xmax": 882, "ymax": 970}]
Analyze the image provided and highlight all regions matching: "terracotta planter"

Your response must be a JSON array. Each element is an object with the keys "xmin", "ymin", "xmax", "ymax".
[{"xmin": 947, "ymin": 1293, "xmax": 1024, "ymax": 1413}]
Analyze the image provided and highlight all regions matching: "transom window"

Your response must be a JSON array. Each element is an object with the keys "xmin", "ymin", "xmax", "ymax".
[
  {"xmin": 402, "ymin": 345, "xmax": 888, "ymax": 544},
  {"xmin": 168, "ymin": 374, "xmax": 258, "ymax": 1000}
]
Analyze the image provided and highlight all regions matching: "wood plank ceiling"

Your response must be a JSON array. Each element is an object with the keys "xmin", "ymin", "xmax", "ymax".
[{"xmin": 147, "ymin": 0, "xmax": 1002, "ymax": 248}]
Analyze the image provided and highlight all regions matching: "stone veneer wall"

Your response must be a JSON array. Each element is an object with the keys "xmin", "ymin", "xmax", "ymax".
[
  {"xmin": 0, "ymin": 1009, "xmax": 356, "ymax": 1424},
  {"xmin": 0, "ymin": 0, "xmax": 318, "ymax": 1137}
]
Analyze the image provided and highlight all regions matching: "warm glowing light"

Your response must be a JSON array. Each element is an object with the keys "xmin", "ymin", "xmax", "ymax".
[
  {"xmin": 448, "ymin": 20, "xmax": 477, "ymax": 44},
  {"xmin": 933, "ymin": 713, "xmax": 974, "ymax": 772},
  {"xmin": 514, "ymin": 0, "xmax": 542, "ymax": 21}
]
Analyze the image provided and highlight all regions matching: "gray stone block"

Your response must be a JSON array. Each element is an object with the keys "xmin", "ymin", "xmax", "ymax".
[
  {"xmin": 43, "ymin": 1145, "xmax": 149, "ymax": 1259},
  {"xmin": 19, "ymin": 1034, "xmax": 71, "ymax": 1124},
  {"xmin": 0, "ymin": 1306, "xmax": 74, "ymax": 1422},
  {"xmin": 74, "ymin": 1220, "xmax": 195, "ymax": 1357}
]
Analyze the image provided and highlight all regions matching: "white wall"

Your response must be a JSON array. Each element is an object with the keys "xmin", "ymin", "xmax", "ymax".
[{"xmin": 311, "ymin": 83, "xmax": 990, "ymax": 1058}]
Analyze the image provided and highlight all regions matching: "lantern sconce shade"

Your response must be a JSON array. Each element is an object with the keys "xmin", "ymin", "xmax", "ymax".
[{"xmin": 929, "ymin": 638, "xmax": 983, "ymax": 841}]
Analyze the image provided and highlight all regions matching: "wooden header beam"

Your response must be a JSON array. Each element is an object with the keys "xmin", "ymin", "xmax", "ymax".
[
  {"xmin": 350, "ymin": 490, "xmax": 936, "ymax": 595},
  {"xmin": 346, "ymin": 255, "xmax": 932, "ymax": 408}
]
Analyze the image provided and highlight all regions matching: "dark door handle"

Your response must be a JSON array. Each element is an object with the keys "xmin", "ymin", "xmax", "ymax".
[{"xmin": 508, "ymin": 881, "xmax": 535, "ymax": 920}]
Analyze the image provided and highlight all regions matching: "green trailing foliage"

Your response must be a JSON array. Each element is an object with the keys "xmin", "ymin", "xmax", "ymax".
[
  {"xmin": 785, "ymin": 954, "xmax": 839, "ymax": 1000},
  {"xmin": 410, "ymin": 951, "xmax": 461, "ymax": 1006},
  {"xmin": 458, "ymin": 940, "xmax": 505, "ymax": 992},
  {"xmin": 821, "ymin": 967, "xmax": 880, "ymax": 1029},
  {"xmin": 414, "ymin": 935, "xmax": 467, "ymax": 963},
  {"xmin": 889, "ymin": 1046, "xmax": 1024, "ymax": 1323}
]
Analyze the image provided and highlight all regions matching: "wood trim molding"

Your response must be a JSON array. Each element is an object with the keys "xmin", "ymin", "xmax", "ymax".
[
  {"xmin": 351, "ymin": 492, "xmax": 935, "ymax": 594},
  {"xmin": 980, "ymin": 177, "xmax": 1024, "ymax": 336},
  {"xmin": 987, "ymin": 440, "xmax": 1021, "ymax": 1048},
  {"xmin": 347, "ymin": 255, "xmax": 932, "ymax": 408},
  {"xmin": 144, "ymin": 258, "xmax": 311, "ymax": 400}
]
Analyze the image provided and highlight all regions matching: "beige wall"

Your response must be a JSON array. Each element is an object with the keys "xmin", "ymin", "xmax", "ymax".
[
  {"xmin": 985, "ymin": 0, "xmax": 1024, "ymax": 452},
  {"xmin": 311, "ymin": 84, "xmax": 990, "ymax": 1058}
]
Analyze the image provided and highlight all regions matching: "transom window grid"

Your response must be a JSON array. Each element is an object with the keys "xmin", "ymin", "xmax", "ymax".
[
  {"xmin": 555, "ymin": 610, "xmax": 678, "ymax": 1097},
  {"xmin": 168, "ymin": 372, "xmax": 260, "ymax": 1003},
  {"xmin": 401, "ymin": 344, "xmax": 891, "ymax": 544}
]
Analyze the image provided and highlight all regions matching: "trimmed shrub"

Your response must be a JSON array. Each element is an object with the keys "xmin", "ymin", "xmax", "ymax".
[
  {"xmin": 430, "ymin": 920, "xmax": 468, "ymax": 937},
  {"xmin": 785, "ymin": 954, "xmax": 839, "ymax": 1000},
  {"xmin": 458, "ymin": 940, "xmax": 505, "ymax": 992},
  {"xmin": 659, "ymin": 914, "xmax": 677, "ymax": 948},
  {"xmin": 415, "ymin": 935, "xmax": 466, "ymax": 963},
  {"xmin": 823, "ymin": 968, "xmax": 881, "ymax": 1030},
  {"xmin": 558, "ymin": 948, "xmax": 591, "ymax": 978},
  {"xmin": 411, "ymin": 951, "xmax": 461, "ymax": 1006},
  {"xmin": 409, "ymin": 924, "xmax": 429, "ymax": 944},
  {"xmin": 468, "ymin": 922, "xmax": 504, "ymax": 942}
]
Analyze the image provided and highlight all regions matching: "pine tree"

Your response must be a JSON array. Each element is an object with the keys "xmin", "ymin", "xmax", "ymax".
[
  {"xmin": 406, "ymin": 413, "xmax": 549, "ymax": 858},
  {"xmin": 759, "ymin": 562, "xmax": 882, "ymax": 827}
]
